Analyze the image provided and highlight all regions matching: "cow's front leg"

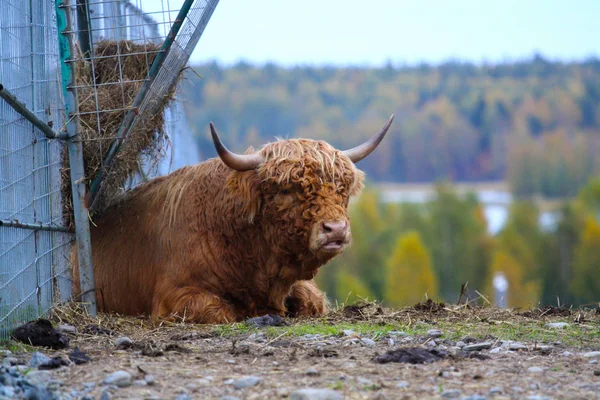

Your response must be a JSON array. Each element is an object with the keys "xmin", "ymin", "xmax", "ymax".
[
  {"xmin": 285, "ymin": 280, "xmax": 328, "ymax": 317},
  {"xmin": 152, "ymin": 285, "xmax": 237, "ymax": 324}
]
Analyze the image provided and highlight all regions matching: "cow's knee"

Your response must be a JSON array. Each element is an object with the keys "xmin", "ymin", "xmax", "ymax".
[
  {"xmin": 285, "ymin": 280, "xmax": 328, "ymax": 317},
  {"xmin": 153, "ymin": 287, "xmax": 237, "ymax": 324}
]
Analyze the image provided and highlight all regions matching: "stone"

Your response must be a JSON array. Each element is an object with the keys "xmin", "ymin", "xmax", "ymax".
[
  {"xmin": 463, "ymin": 342, "xmax": 492, "ymax": 351},
  {"xmin": 388, "ymin": 331, "xmax": 408, "ymax": 337},
  {"xmin": 196, "ymin": 378, "xmax": 211, "ymax": 386},
  {"xmin": 560, "ymin": 351, "xmax": 574, "ymax": 357},
  {"xmin": 175, "ymin": 395, "xmax": 192, "ymax": 400},
  {"xmin": 26, "ymin": 370, "xmax": 54, "ymax": 386},
  {"xmin": 290, "ymin": 388, "xmax": 344, "ymax": 400},
  {"xmin": 57, "ymin": 324, "xmax": 77, "ymax": 334},
  {"xmin": 427, "ymin": 329, "xmax": 443, "ymax": 338},
  {"xmin": 583, "ymin": 351, "xmax": 600, "ymax": 358},
  {"xmin": 2, "ymin": 357, "xmax": 17, "ymax": 367},
  {"xmin": 545, "ymin": 322, "xmax": 569, "ymax": 329},
  {"xmin": 29, "ymin": 352, "xmax": 51, "ymax": 368},
  {"xmin": 306, "ymin": 367, "xmax": 320, "ymax": 376},
  {"xmin": 342, "ymin": 330, "xmax": 355, "ymax": 336},
  {"xmin": 357, "ymin": 377, "xmax": 373, "ymax": 386},
  {"xmin": 508, "ymin": 342, "xmax": 527, "ymax": 351},
  {"xmin": 0, "ymin": 351, "xmax": 11, "ymax": 357},
  {"xmin": 133, "ymin": 380, "xmax": 147, "ymax": 387},
  {"xmin": 590, "ymin": 359, "xmax": 598, "ymax": 364},
  {"xmin": 232, "ymin": 376, "xmax": 262, "ymax": 389},
  {"xmin": 360, "ymin": 338, "xmax": 376, "ymax": 347},
  {"xmin": 114, "ymin": 337, "xmax": 132, "ymax": 349},
  {"xmin": 489, "ymin": 387, "xmax": 503, "ymax": 395},
  {"xmin": 103, "ymin": 370, "xmax": 132, "ymax": 387},
  {"xmin": 525, "ymin": 396, "xmax": 552, "ymax": 400},
  {"xmin": 144, "ymin": 374, "xmax": 155, "ymax": 385},
  {"xmin": 99, "ymin": 389, "xmax": 111, "ymax": 400},
  {"xmin": 462, "ymin": 396, "xmax": 487, "ymax": 400},
  {"xmin": 395, "ymin": 381, "xmax": 409, "ymax": 388},
  {"xmin": 387, "ymin": 338, "xmax": 394, "ymax": 346},
  {"xmin": 527, "ymin": 366, "xmax": 544, "ymax": 374},
  {"xmin": 456, "ymin": 341, "xmax": 466, "ymax": 348},
  {"xmin": 440, "ymin": 389, "xmax": 461, "ymax": 398},
  {"xmin": 220, "ymin": 397, "xmax": 241, "ymax": 400},
  {"xmin": 489, "ymin": 347, "xmax": 502, "ymax": 354},
  {"xmin": 0, "ymin": 386, "xmax": 15, "ymax": 398}
]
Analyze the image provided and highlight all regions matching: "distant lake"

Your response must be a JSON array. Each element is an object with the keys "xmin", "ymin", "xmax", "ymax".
[{"xmin": 374, "ymin": 182, "xmax": 560, "ymax": 235}]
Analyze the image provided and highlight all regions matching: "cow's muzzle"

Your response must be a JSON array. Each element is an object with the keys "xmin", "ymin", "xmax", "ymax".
[{"xmin": 311, "ymin": 220, "xmax": 351, "ymax": 254}]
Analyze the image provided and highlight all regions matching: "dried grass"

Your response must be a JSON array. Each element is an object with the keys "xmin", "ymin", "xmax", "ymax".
[{"xmin": 61, "ymin": 40, "xmax": 177, "ymax": 228}]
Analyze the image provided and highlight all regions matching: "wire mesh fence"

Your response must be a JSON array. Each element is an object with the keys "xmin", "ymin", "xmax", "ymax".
[{"xmin": 0, "ymin": 0, "xmax": 73, "ymax": 340}]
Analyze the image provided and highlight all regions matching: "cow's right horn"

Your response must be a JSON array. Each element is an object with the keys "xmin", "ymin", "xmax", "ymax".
[
  {"xmin": 210, "ymin": 122, "xmax": 264, "ymax": 171},
  {"xmin": 342, "ymin": 114, "xmax": 394, "ymax": 163}
]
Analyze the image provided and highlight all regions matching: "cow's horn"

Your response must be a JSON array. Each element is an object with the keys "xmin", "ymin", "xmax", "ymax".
[
  {"xmin": 210, "ymin": 122, "xmax": 264, "ymax": 171},
  {"xmin": 342, "ymin": 114, "xmax": 395, "ymax": 163}
]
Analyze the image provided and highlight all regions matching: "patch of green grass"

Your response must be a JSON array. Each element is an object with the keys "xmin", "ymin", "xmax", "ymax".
[
  {"xmin": 208, "ymin": 317, "xmax": 599, "ymax": 349},
  {"xmin": 0, "ymin": 340, "xmax": 37, "ymax": 354}
]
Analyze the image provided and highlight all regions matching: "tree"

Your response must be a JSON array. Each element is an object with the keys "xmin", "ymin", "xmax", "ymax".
[
  {"xmin": 569, "ymin": 215, "xmax": 600, "ymax": 304},
  {"xmin": 487, "ymin": 250, "xmax": 539, "ymax": 308},
  {"xmin": 385, "ymin": 231, "xmax": 438, "ymax": 306},
  {"xmin": 426, "ymin": 184, "xmax": 491, "ymax": 300}
]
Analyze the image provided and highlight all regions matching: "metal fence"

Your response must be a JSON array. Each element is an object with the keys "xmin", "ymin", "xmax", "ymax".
[
  {"xmin": 1, "ymin": 0, "xmax": 218, "ymax": 340},
  {"xmin": 0, "ymin": 0, "xmax": 73, "ymax": 340}
]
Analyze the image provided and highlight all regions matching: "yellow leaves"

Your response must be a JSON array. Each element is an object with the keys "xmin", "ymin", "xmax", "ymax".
[
  {"xmin": 569, "ymin": 215, "xmax": 600, "ymax": 302},
  {"xmin": 487, "ymin": 250, "xmax": 540, "ymax": 308},
  {"xmin": 384, "ymin": 231, "xmax": 438, "ymax": 306}
]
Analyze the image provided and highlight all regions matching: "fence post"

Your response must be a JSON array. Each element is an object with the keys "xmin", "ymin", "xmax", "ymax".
[{"xmin": 56, "ymin": 0, "xmax": 97, "ymax": 316}]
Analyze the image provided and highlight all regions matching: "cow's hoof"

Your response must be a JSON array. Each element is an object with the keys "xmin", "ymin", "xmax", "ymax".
[{"xmin": 245, "ymin": 314, "xmax": 288, "ymax": 328}]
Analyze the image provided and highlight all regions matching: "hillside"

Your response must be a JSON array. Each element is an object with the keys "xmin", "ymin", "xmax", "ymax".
[{"xmin": 180, "ymin": 55, "xmax": 600, "ymax": 198}]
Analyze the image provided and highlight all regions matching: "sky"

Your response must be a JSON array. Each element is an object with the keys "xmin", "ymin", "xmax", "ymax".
[{"xmin": 142, "ymin": 0, "xmax": 599, "ymax": 67}]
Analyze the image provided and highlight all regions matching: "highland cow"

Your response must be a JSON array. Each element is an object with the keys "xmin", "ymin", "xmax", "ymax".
[{"xmin": 73, "ymin": 115, "xmax": 394, "ymax": 323}]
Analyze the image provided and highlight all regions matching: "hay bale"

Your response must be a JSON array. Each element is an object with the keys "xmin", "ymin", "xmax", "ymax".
[{"xmin": 61, "ymin": 40, "xmax": 176, "ymax": 228}]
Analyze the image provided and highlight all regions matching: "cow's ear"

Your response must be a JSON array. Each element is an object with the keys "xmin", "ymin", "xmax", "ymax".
[
  {"xmin": 350, "ymin": 169, "xmax": 365, "ymax": 196},
  {"xmin": 227, "ymin": 171, "xmax": 261, "ymax": 223}
]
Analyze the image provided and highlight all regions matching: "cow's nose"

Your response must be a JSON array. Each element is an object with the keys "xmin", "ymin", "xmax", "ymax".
[{"xmin": 321, "ymin": 220, "xmax": 348, "ymax": 239}]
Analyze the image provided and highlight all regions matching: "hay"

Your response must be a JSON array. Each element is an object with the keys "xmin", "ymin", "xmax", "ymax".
[{"xmin": 61, "ymin": 40, "xmax": 177, "ymax": 228}]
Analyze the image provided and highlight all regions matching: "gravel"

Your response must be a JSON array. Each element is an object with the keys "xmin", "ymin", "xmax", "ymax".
[
  {"xmin": 545, "ymin": 322, "xmax": 569, "ymax": 329},
  {"xmin": 29, "ymin": 352, "xmax": 52, "ymax": 369},
  {"xmin": 427, "ymin": 329, "xmax": 443, "ymax": 338},
  {"xmin": 463, "ymin": 342, "xmax": 492, "ymax": 351},
  {"xmin": 289, "ymin": 388, "xmax": 344, "ymax": 400},
  {"xmin": 114, "ymin": 337, "xmax": 133, "ymax": 349},
  {"xmin": 102, "ymin": 370, "xmax": 132, "ymax": 387},
  {"xmin": 232, "ymin": 376, "xmax": 262, "ymax": 389}
]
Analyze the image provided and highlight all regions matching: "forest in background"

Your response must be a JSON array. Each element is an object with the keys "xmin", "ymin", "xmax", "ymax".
[
  {"xmin": 181, "ymin": 55, "xmax": 600, "ymax": 199},
  {"xmin": 178, "ymin": 56, "xmax": 600, "ymax": 307}
]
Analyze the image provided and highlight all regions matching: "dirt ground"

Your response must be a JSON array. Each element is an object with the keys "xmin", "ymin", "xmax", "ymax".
[{"xmin": 4, "ymin": 302, "xmax": 600, "ymax": 400}]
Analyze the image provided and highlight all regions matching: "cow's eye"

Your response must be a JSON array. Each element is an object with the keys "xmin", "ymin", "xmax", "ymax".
[{"xmin": 280, "ymin": 189, "xmax": 290, "ymax": 195}]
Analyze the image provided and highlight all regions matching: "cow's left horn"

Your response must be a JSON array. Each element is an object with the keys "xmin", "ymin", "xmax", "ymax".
[
  {"xmin": 342, "ymin": 114, "xmax": 394, "ymax": 163},
  {"xmin": 210, "ymin": 122, "xmax": 264, "ymax": 171}
]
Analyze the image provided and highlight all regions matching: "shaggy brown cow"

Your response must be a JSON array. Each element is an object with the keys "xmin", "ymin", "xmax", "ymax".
[{"xmin": 73, "ymin": 115, "xmax": 394, "ymax": 323}]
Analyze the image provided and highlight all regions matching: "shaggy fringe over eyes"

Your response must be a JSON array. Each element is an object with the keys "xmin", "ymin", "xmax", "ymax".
[{"xmin": 259, "ymin": 139, "xmax": 355, "ymax": 186}]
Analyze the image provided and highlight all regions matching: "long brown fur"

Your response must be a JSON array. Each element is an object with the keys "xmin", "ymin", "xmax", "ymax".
[{"xmin": 72, "ymin": 138, "xmax": 365, "ymax": 323}]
